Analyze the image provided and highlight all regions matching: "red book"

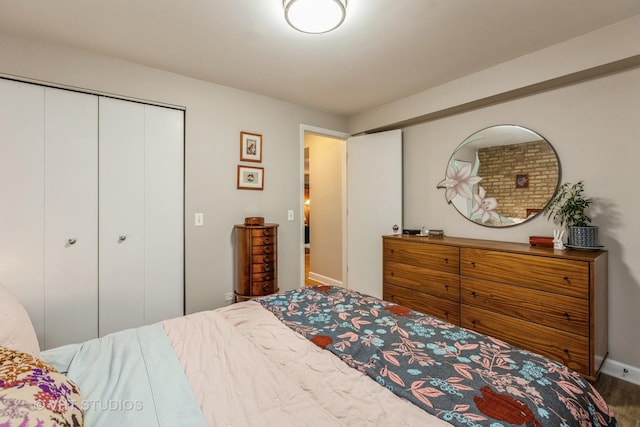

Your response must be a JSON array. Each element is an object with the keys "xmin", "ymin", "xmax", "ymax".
[{"xmin": 529, "ymin": 236, "xmax": 554, "ymax": 247}]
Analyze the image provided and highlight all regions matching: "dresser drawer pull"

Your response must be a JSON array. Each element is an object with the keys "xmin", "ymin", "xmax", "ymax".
[
  {"xmin": 471, "ymin": 291, "xmax": 477, "ymax": 298},
  {"xmin": 470, "ymin": 262, "xmax": 476, "ymax": 268},
  {"xmin": 264, "ymin": 246, "xmax": 272, "ymax": 254},
  {"xmin": 564, "ymin": 312, "xmax": 571, "ymax": 319},
  {"xmin": 390, "ymin": 272, "xmax": 395, "ymax": 277},
  {"xmin": 262, "ymin": 284, "xmax": 271, "ymax": 292},
  {"xmin": 263, "ymin": 229, "xmax": 272, "ymax": 236},
  {"xmin": 264, "ymin": 274, "xmax": 272, "ymax": 280},
  {"xmin": 563, "ymin": 276, "xmax": 570, "ymax": 283},
  {"xmin": 443, "ymin": 258, "xmax": 449, "ymax": 264},
  {"xmin": 264, "ymin": 237, "xmax": 271, "ymax": 244},
  {"xmin": 264, "ymin": 264, "xmax": 273, "ymax": 272},
  {"xmin": 444, "ymin": 311, "xmax": 449, "ymax": 318},
  {"xmin": 263, "ymin": 256, "xmax": 271, "ymax": 263},
  {"xmin": 444, "ymin": 284, "xmax": 449, "ymax": 290}
]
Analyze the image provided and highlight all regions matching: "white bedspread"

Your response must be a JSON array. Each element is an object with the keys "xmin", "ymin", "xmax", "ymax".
[{"xmin": 164, "ymin": 301, "xmax": 449, "ymax": 427}]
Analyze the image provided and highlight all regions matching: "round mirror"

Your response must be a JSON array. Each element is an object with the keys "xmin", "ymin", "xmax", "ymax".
[{"xmin": 437, "ymin": 125, "xmax": 560, "ymax": 227}]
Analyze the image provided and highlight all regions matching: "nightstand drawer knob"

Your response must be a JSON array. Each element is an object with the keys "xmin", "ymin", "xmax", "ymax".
[{"xmin": 263, "ymin": 284, "xmax": 271, "ymax": 292}]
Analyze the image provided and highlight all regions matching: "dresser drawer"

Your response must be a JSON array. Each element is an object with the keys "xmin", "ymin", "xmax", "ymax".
[
  {"xmin": 252, "ymin": 263, "xmax": 275, "ymax": 273},
  {"xmin": 461, "ymin": 305, "xmax": 589, "ymax": 375},
  {"xmin": 252, "ymin": 253, "xmax": 276, "ymax": 264},
  {"xmin": 384, "ymin": 239, "xmax": 459, "ymax": 274},
  {"xmin": 461, "ymin": 277, "xmax": 588, "ymax": 336},
  {"xmin": 460, "ymin": 248, "xmax": 589, "ymax": 298},
  {"xmin": 384, "ymin": 260, "xmax": 459, "ymax": 301},
  {"xmin": 383, "ymin": 283, "xmax": 460, "ymax": 324},
  {"xmin": 251, "ymin": 244, "xmax": 276, "ymax": 255},
  {"xmin": 252, "ymin": 280, "xmax": 277, "ymax": 296},
  {"xmin": 251, "ymin": 228, "xmax": 275, "ymax": 237},
  {"xmin": 252, "ymin": 234, "xmax": 277, "ymax": 246},
  {"xmin": 252, "ymin": 270, "xmax": 276, "ymax": 282}
]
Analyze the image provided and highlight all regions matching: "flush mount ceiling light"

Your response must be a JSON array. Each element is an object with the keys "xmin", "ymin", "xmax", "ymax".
[{"xmin": 283, "ymin": 0, "xmax": 347, "ymax": 34}]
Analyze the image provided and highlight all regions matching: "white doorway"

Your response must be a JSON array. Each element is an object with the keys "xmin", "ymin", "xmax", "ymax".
[
  {"xmin": 298, "ymin": 125, "xmax": 403, "ymax": 297},
  {"xmin": 301, "ymin": 126, "xmax": 348, "ymax": 288}
]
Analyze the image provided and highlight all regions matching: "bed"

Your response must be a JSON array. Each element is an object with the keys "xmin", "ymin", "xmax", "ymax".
[{"xmin": 1, "ymin": 283, "xmax": 619, "ymax": 426}]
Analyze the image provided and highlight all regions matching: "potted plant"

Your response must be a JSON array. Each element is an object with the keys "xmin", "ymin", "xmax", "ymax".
[{"xmin": 543, "ymin": 181, "xmax": 599, "ymax": 247}]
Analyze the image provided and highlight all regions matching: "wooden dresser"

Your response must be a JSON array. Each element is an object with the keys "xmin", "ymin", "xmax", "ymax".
[
  {"xmin": 382, "ymin": 235, "xmax": 608, "ymax": 380},
  {"xmin": 234, "ymin": 222, "xmax": 279, "ymax": 302}
]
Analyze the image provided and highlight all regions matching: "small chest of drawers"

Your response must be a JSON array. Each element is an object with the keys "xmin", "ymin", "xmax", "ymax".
[
  {"xmin": 382, "ymin": 235, "xmax": 608, "ymax": 380},
  {"xmin": 234, "ymin": 223, "xmax": 278, "ymax": 302}
]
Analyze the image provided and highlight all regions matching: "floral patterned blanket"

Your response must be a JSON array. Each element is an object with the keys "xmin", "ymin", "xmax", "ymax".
[
  {"xmin": 257, "ymin": 286, "xmax": 618, "ymax": 427},
  {"xmin": 0, "ymin": 347, "xmax": 83, "ymax": 427}
]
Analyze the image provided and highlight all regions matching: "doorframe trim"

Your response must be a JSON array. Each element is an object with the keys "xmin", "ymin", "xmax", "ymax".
[{"xmin": 298, "ymin": 124, "xmax": 350, "ymax": 288}]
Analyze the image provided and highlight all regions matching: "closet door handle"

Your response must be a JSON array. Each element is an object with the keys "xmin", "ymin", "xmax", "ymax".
[
  {"xmin": 118, "ymin": 235, "xmax": 127, "ymax": 243},
  {"xmin": 67, "ymin": 238, "xmax": 77, "ymax": 245}
]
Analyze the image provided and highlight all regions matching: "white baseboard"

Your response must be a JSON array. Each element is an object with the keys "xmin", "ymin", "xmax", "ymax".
[
  {"xmin": 601, "ymin": 358, "xmax": 640, "ymax": 386},
  {"xmin": 308, "ymin": 272, "xmax": 342, "ymax": 287}
]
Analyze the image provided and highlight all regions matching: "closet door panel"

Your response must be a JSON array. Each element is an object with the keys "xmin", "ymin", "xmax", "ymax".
[
  {"xmin": 98, "ymin": 97, "xmax": 145, "ymax": 337},
  {"xmin": 0, "ymin": 79, "xmax": 45, "ymax": 346},
  {"xmin": 144, "ymin": 105, "xmax": 184, "ymax": 323},
  {"xmin": 43, "ymin": 88, "xmax": 98, "ymax": 349}
]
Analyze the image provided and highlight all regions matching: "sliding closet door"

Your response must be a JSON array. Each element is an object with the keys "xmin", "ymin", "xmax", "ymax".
[
  {"xmin": 0, "ymin": 79, "xmax": 45, "ymax": 345},
  {"xmin": 99, "ymin": 97, "xmax": 146, "ymax": 336},
  {"xmin": 144, "ymin": 105, "xmax": 184, "ymax": 323},
  {"xmin": 43, "ymin": 88, "xmax": 98, "ymax": 349}
]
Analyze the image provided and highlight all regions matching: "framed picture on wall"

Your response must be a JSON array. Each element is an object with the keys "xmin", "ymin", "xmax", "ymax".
[
  {"xmin": 516, "ymin": 174, "xmax": 529, "ymax": 188},
  {"xmin": 237, "ymin": 165, "xmax": 264, "ymax": 190},
  {"xmin": 240, "ymin": 131, "xmax": 262, "ymax": 162}
]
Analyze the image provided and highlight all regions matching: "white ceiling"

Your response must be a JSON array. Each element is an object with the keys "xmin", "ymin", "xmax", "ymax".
[{"xmin": 1, "ymin": 0, "xmax": 639, "ymax": 116}]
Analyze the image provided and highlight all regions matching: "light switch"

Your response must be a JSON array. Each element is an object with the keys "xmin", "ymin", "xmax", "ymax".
[
  {"xmin": 195, "ymin": 212, "xmax": 204, "ymax": 226},
  {"xmin": 287, "ymin": 210, "xmax": 294, "ymax": 221}
]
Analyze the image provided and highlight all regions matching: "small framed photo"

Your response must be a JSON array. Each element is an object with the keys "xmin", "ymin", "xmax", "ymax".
[
  {"xmin": 240, "ymin": 131, "xmax": 262, "ymax": 162},
  {"xmin": 237, "ymin": 165, "xmax": 264, "ymax": 190},
  {"xmin": 515, "ymin": 174, "xmax": 529, "ymax": 188}
]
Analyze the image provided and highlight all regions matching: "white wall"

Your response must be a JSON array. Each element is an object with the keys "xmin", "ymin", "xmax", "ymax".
[
  {"xmin": 0, "ymin": 32, "xmax": 347, "ymax": 314},
  {"xmin": 351, "ymin": 17, "xmax": 640, "ymax": 375}
]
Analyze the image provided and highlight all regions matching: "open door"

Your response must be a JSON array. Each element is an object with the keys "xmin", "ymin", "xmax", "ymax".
[{"xmin": 346, "ymin": 129, "xmax": 402, "ymax": 298}]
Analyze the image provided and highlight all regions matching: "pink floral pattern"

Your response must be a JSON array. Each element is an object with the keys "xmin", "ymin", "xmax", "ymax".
[{"xmin": 259, "ymin": 286, "xmax": 618, "ymax": 427}]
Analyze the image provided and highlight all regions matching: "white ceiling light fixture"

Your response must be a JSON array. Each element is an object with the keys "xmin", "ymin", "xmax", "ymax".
[{"xmin": 283, "ymin": 0, "xmax": 347, "ymax": 34}]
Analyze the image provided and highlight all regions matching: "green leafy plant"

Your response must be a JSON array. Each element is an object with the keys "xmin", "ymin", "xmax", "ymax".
[{"xmin": 544, "ymin": 181, "xmax": 592, "ymax": 227}]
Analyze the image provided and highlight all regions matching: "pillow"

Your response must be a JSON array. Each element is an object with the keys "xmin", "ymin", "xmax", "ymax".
[
  {"xmin": 0, "ymin": 346, "xmax": 84, "ymax": 427},
  {"xmin": 0, "ymin": 284, "xmax": 41, "ymax": 357}
]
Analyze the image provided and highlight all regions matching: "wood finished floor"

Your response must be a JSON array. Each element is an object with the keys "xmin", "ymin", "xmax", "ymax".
[
  {"xmin": 595, "ymin": 373, "xmax": 640, "ymax": 426},
  {"xmin": 304, "ymin": 252, "xmax": 639, "ymax": 424}
]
